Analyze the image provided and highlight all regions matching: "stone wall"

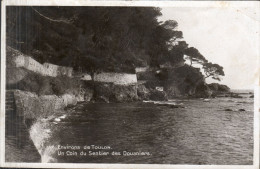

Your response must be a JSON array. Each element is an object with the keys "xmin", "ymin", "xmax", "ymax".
[
  {"xmin": 13, "ymin": 90, "xmax": 77, "ymax": 120},
  {"xmin": 43, "ymin": 63, "xmax": 73, "ymax": 77},
  {"xmin": 94, "ymin": 72, "xmax": 137, "ymax": 85},
  {"xmin": 9, "ymin": 47, "xmax": 140, "ymax": 84},
  {"xmin": 135, "ymin": 67, "xmax": 149, "ymax": 73},
  {"xmin": 42, "ymin": 63, "xmax": 59, "ymax": 77},
  {"xmin": 12, "ymin": 53, "xmax": 73, "ymax": 77},
  {"xmin": 13, "ymin": 55, "xmax": 49, "ymax": 76}
]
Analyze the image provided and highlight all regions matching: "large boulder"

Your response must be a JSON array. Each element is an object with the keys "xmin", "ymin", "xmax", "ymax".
[
  {"xmin": 149, "ymin": 90, "xmax": 168, "ymax": 101},
  {"xmin": 13, "ymin": 90, "xmax": 77, "ymax": 120}
]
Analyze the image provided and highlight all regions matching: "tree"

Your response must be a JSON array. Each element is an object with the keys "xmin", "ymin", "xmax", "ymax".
[
  {"xmin": 184, "ymin": 47, "xmax": 207, "ymax": 66},
  {"xmin": 6, "ymin": 6, "xmax": 225, "ymax": 84},
  {"xmin": 202, "ymin": 62, "xmax": 225, "ymax": 81},
  {"xmin": 6, "ymin": 6, "xmax": 80, "ymax": 65}
]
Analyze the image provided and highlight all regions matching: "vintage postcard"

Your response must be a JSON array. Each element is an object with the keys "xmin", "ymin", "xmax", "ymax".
[{"xmin": 0, "ymin": 0, "xmax": 259, "ymax": 168}]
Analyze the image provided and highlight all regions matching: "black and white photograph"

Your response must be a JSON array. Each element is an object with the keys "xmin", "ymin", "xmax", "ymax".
[{"xmin": 1, "ymin": 0, "xmax": 259, "ymax": 168}]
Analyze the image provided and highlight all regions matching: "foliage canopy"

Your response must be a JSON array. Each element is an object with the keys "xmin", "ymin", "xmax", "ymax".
[{"xmin": 7, "ymin": 6, "xmax": 224, "ymax": 81}]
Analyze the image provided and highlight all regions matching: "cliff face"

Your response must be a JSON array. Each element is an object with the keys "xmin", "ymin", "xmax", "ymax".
[
  {"xmin": 7, "ymin": 46, "xmax": 138, "ymax": 103},
  {"xmin": 13, "ymin": 90, "xmax": 77, "ymax": 121},
  {"xmin": 165, "ymin": 65, "xmax": 208, "ymax": 97},
  {"xmin": 93, "ymin": 82, "xmax": 138, "ymax": 103},
  {"xmin": 208, "ymin": 83, "xmax": 230, "ymax": 92},
  {"xmin": 208, "ymin": 83, "xmax": 230, "ymax": 97},
  {"xmin": 7, "ymin": 46, "xmax": 221, "ymax": 106},
  {"xmin": 136, "ymin": 64, "xmax": 210, "ymax": 99},
  {"xmin": 5, "ymin": 90, "xmax": 42, "ymax": 162}
]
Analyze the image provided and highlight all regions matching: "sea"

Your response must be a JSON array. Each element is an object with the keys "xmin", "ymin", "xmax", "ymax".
[{"xmin": 5, "ymin": 90, "xmax": 254, "ymax": 164}]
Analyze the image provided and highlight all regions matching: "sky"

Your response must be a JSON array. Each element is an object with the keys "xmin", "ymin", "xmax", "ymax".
[{"xmin": 159, "ymin": 6, "xmax": 259, "ymax": 89}]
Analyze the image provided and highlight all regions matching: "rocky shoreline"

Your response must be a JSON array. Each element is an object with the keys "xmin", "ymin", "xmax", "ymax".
[
  {"xmin": 5, "ymin": 83, "xmax": 252, "ymax": 162},
  {"xmin": 7, "ymin": 81, "xmax": 244, "ymax": 129}
]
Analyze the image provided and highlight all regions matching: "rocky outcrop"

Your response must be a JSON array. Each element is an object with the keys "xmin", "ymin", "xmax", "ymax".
[
  {"xmin": 229, "ymin": 93, "xmax": 243, "ymax": 98},
  {"xmin": 137, "ymin": 84, "xmax": 150, "ymax": 100},
  {"xmin": 136, "ymin": 65, "xmax": 232, "ymax": 99},
  {"xmin": 93, "ymin": 82, "xmax": 138, "ymax": 103},
  {"xmin": 165, "ymin": 66, "xmax": 206, "ymax": 97},
  {"xmin": 208, "ymin": 83, "xmax": 230, "ymax": 97},
  {"xmin": 208, "ymin": 83, "xmax": 230, "ymax": 91},
  {"xmin": 194, "ymin": 83, "xmax": 213, "ymax": 98},
  {"xmin": 148, "ymin": 90, "xmax": 168, "ymax": 101},
  {"xmin": 137, "ymin": 65, "xmax": 206, "ymax": 98},
  {"xmin": 5, "ymin": 89, "xmax": 79, "ymax": 162},
  {"xmin": 6, "ymin": 67, "xmax": 28, "ymax": 85},
  {"xmin": 137, "ymin": 84, "xmax": 168, "ymax": 101},
  {"xmin": 82, "ymin": 87, "xmax": 94, "ymax": 102},
  {"xmin": 5, "ymin": 91, "xmax": 41, "ymax": 162},
  {"xmin": 6, "ymin": 65, "xmax": 94, "ymax": 101},
  {"xmin": 13, "ymin": 90, "xmax": 77, "ymax": 121}
]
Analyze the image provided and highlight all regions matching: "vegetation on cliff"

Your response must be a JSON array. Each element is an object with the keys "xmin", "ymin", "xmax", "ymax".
[
  {"xmin": 7, "ymin": 6, "xmax": 226, "ymax": 98},
  {"xmin": 7, "ymin": 7, "xmax": 223, "ymax": 74}
]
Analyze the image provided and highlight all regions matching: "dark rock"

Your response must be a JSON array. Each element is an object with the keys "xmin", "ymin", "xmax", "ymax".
[
  {"xmin": 250, "ymin": 95, "xmax": 254, "ymax": 98},
  {"xmin": 137, "ymin": 84, "xmax": 150, "ymax": 100},
  {"xmin": 95, "ymin": 96, "xmax": 109, "ymax": 103},
  {"xmin": 164, "ymin": 84, "xmax": 182, "ymax": 98},
  {"xmin": 169, "ymin": 104, "xmax": 185, "ymax": 108},
  {"xmin": 152, "ymin": 101, "xmax": 184, "ymax": 108},
  {"xmin": 83, "ymin": 87, "xmax": 94, "ymax": 101},
  {"xmin": 230, "ymin": 93, "xmax": 243, "ymax": 98},
  {"xmin": 224, "ymin": 108, "xmax": 233, "ymax": 111},
  {"xmin": 149, "ymin": 90, "xmax": 168, "ymax": 101},
  {"xmin": 238, "ymin": 109, "xmax": 246, "ymax": 111}
]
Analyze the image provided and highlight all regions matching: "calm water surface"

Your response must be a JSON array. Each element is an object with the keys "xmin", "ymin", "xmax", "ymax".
[{"xmin": 28, "ymin": 96, "xmax": 253, "ymax": 164}]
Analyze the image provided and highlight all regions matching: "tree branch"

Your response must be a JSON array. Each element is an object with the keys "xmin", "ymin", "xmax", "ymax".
[
  {"xmin": 204, "ymin": 75, "xmax": 211, "ymax": 79},
  {"xmin": 31, "ymin": 7, "xmax": 75, "ymax": 24}
]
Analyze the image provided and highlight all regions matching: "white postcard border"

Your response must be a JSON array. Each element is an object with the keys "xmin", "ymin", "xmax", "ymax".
[{"xmin": 1, "ymin": 1, "xmax": 259, "ymax": 169}]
